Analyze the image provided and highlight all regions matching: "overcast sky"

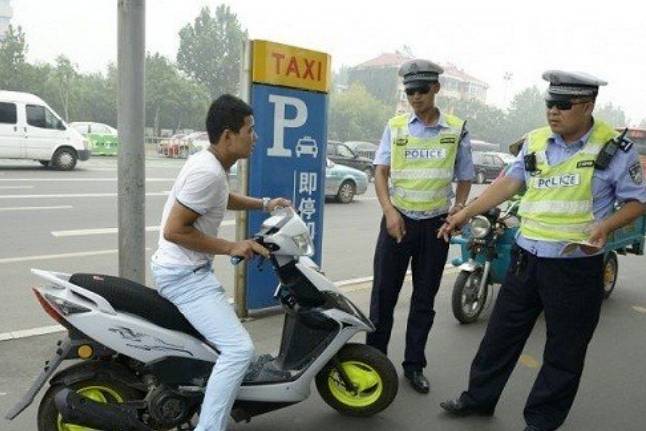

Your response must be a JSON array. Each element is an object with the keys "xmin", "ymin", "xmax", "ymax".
[{"xmin": 9, "ymin": 0, "xmax": 646, "ymax": 123}]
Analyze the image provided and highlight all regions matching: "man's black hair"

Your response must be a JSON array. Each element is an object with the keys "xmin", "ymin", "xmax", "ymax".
[{"xmin": 206, "ymin": 94, "xmax": 253, "ymax": 144}]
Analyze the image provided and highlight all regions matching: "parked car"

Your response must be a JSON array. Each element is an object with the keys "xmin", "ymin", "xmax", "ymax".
[
  {"xmin": 158, "ymin": 133, "xmax": 186, "ymax": 157},
  {"xmin": 471, "ymin": 139, "xmax": 501, "ymax": 152},
  {"xmin": 473, "ymin": 151, "xmax": 516, "ymax": 184},
  {"xmin": 326, "ymin": 140, "xmax": 374, "ymax": 181},
  {"xmin": 185, "ymin": 131, "xmax": 210, "ymax": 154},
  {"xmin": 69, "ymin": 121, "xmax": 119, "ymax": 156},
  {"xmin": 227, "ymin": 158, "xmax": 368, "ymax": 204},
  {"xmin": 0, "ymin": 91, "xmax": 90, "ymax": 170},
  {"xmin": 325, "ymin": 158, "xmax": 369, "ymax": 203},
  {"xmin": 343, "ymin": 140, "xmax": 379, "ymax": 161}
]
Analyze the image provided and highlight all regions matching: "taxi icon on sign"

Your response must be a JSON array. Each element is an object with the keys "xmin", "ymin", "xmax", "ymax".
[{"xmin": 295, "ymin": 136, "xmax": 318, "ymax": 158}]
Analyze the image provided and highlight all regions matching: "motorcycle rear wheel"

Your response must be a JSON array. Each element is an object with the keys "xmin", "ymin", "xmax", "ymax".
[
  {"xmin": 316, "ymin": 343, "xmax": 398, "ymax": 417},
  {"xmin": 37, "ymin": 378, "xmax": 141, "ymax": 431},
  {"xmin": 452, "ymin": 269, "xmax": 489, "ymax": 324}
]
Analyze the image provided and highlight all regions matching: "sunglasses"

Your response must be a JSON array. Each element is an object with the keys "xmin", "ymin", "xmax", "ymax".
[
  {"xmin": 405, "ymin": 85, "xmax": 431, "ymax": 96},
  {"xmin": 545, "ymin": 100, "xmax": 589, "ymax": 110}
]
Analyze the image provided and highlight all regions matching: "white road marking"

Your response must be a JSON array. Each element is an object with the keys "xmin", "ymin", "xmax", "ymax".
[
  {"xmin": 0, "ymin": 265, "xmax": 460, "ymax": 341},
  {"xmin": 632, "ymin": 306, "xmax": 646, "ymax": 314},
  {"xmin": 51, "ymin": 220, "xmax": 236, "ymax": 237},
  {"xmin": 0, "ymin": 249, "xmax": 119, "ymax": 264},
  {"xmin": 0, "ymin": 247, "xmax": 153, "ymax": 264},
  {"xmin": 0, "ymin": 185, "xmax": 34, "ymax": 189},
  {"xmin": 0, "ymin": 178, "xmax": 175, "ymax": 182},
  {"xmin": 0, "ymin": 205, "xmax": 73, "ymax": 212},
  {"xmin": 0, "ymin": 191, "xmax": 170, "ymax": 199},
  {"xmin": 0, "ymin": 325, "xmax": 64, "ymax": 342}
]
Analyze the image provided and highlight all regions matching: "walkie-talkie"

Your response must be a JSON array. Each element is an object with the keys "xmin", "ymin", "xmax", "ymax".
[
  {"xmin": 524, "ymin": 152, "xmax": 537, "ymax": 172},
  {"xmin": 595, "ymin": 128, "xmax": 628, "ymax": 170}
]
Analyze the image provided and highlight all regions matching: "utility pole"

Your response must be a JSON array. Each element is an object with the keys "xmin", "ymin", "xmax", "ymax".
[{"xmin": 117, "ymin": 0, "xmax": 146, "ymax": 284}]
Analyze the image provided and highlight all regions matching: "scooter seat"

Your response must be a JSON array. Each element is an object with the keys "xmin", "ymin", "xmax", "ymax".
[{"xmin": 69, "ymin": 273, "xmax": 205, "ymax": 342}]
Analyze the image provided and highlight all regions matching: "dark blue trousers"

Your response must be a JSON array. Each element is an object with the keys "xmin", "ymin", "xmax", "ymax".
[
  {"xmin": 461, "ymin": 245, "xmax": 604, "ymax": 431},
  {"xmin": 366, "ymin": 213, "xmax": 449, "ymax": 372}
]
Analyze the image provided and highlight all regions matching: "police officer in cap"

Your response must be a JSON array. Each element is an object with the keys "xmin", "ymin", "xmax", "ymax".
[
  {"xmin": 438, "ymin": 71, "xmax": 646, "ymax": 430},
  {"xmin": 368, "ymin": 59, "xmax": 475, "ymax": 394}
]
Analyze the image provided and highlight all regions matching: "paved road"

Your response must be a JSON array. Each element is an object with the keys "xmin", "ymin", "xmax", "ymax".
[{"xmin": 2, "ymin": 265, "xmax": 646, "ymax": 430}]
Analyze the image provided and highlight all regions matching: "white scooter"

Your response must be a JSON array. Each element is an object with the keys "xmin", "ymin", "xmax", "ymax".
[{"xmin": 5, "ymin": 208, "xmax": 398, "ymax": 430}]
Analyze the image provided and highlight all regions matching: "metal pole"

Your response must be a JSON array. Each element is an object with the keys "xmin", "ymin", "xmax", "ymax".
[
  {"xmin": 234, "ymin": 39, "xmax": 251, "ymax": 318},
  {"xmin": 117, "ymin": 0, "xmax": 145, "ymax": 284}
]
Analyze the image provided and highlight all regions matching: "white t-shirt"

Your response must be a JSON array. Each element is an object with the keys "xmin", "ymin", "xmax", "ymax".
[{"xmin": 152, "ymin": 150, "xmax": 229, "ymax": 266}]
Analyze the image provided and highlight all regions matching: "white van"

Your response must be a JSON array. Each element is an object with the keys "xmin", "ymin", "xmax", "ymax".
[{"xmin": 0, "ymin": 91, "xmax": 90, "ymax": 170}]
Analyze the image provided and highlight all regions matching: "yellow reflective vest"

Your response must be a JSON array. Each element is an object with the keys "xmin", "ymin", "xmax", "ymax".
[
  {"xmin": 389, "ymin": 113, "xmax": 463, "ymax": 212},
  {"xmin": 518, "ymin": 120, "xmax": 618, "ymax": 242}
]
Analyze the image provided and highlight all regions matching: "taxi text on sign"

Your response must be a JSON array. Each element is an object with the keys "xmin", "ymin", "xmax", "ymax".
[
  {"xmin": 251, "ymin": 40, "xmax": 331, "ymax": 93},
  {"xmin": 246, "ymin": 40, "xmax": 330, "ymax": 310}
]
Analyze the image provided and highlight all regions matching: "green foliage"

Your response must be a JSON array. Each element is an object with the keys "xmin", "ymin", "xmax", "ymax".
[
  {"xmin": 347, "ymin": 67, "xmax": 399, "ymax": 107},
  {"xmin": 437, "ymin": 96, "xmax": 506, "ymax": 144},
  {"xmin": 177, "ymin": 5, "xmax": 248, "ymax": 98},
  {"xmin": 145, "ymin": 53, "xmax": 210, "ymax": 133},
  {"xmin": 594, "ymin": 102, "xmax": 626, "ymax": 128},
  {"xmin": 0, "ymin": 25, "xmax": 29, "ymax": 91},
  {"xmin": 328, "ymin": 83, "xmax": 392, "ymax": 142}
]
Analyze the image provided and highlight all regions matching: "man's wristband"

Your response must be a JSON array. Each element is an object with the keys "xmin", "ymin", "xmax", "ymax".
[{"xmin": 261, "ymin": 197, "xmax": 271, "ymax": 212}]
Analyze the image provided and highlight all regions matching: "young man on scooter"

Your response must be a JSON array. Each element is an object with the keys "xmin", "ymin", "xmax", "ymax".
[
  {"xmin": 438, "ymin": 71, "xmax": 646, "ymax": 430},
  {"xmin": 151, "ymin": 94, "xmax": 290, "ymax": 431}
]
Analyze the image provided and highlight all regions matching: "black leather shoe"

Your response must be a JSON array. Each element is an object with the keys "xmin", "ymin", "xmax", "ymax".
[
  {"xmin": 404, "ymin": 370, "xmax": 430, "ymax": 394},
  {"xmin": 524, "ymin": 426, "xmax": 542, "ymax": 431},
  {"xmin": 440, "ymin": 397, "xmax": 495, "ymax": 416}
]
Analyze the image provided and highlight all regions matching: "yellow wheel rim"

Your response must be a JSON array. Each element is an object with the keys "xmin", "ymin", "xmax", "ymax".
[
  {"xmin": 328, "ymin": 361, "xmax": 383, "ymax": 408},
  {"xmin": 57, "ymin": 386, "xmax": 125, "ymax": 431},
  {"xmin": 604, "ymin": 259, "xmax": 616, "ymax": 290}
]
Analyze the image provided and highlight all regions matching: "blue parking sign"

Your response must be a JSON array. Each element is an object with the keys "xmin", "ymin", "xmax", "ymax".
[{"xmin": 245, "ymin": 84, "xmax": 328, "ymax": 310}]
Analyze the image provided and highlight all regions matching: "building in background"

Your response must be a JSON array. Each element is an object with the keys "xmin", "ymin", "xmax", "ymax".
[
  {"xmin": 0, "ymin": 0, "xmax": 12, "ymax": 42},
  {"xmin": 348, "ymin": 51, "xmax": 488, "ymax": 114}
]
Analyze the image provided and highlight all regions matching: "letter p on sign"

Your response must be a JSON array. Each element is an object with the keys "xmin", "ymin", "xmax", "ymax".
[{"xmin": 267, "ymin": 95, "xmax": 308, "ymax": 157}]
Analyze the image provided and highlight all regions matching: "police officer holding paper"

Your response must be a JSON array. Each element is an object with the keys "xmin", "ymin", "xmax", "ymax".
[
  {"xmin": 438, "ymin": 71, "xmax": 646, "ymax": 430},
  {"xmin": 368, "ymin": 59, "xmax": 474, "ymax": 394}
]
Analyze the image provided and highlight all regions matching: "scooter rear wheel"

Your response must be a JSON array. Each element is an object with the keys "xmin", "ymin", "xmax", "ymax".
[
  {"xmin": 316, "ymin": 343, "xmax": 398, "ymax": 417},
  {"xmin": 37, "ymin": 379, "xmax": 140, "ymax": 431}
]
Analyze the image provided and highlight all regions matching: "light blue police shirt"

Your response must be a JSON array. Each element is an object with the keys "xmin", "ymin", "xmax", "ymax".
[
  {"xmin": 506, "ymin": 122, "xmax": 646, "ymax": 258},
  {"xmin": 373, "ymin": 112, "xmax": 475, "ymax": 220}
]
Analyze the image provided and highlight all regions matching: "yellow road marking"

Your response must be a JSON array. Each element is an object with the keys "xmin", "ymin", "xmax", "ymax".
[{"xmin": 519, "ymin": 354, "xmax": 540, "ymax": 369}]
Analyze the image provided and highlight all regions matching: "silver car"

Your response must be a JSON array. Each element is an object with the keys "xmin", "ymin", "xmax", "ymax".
[
  {"xmin": 325, "ymin": 158, "xmax": 368, "ymax": 204},
  {"xmin": 227, "ymin": 159, "xmax": 368, "ymax": 204}
]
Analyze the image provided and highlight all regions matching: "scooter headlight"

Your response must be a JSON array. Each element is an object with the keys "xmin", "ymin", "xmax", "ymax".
[
  {"xmin": 292, "ymin": 233, "xmax": 314, "ymax": 256},
  {"xmin": 470, "ymin": 216, "xmax": 491, "ymax": 239}
]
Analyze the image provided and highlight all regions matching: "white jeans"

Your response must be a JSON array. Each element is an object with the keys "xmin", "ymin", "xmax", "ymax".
[{"xmin": 150, "ymin": 262, "xmax": 255, "ymax": 431}]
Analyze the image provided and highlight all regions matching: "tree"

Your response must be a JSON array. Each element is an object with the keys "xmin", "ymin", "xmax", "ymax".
[
  {"xmin": 328, "ymin": 83, "xmax": 392, "ymax": 143},
  {"xmin": 0, "ymin": 25, "xmax": 28, "ymax": 90},
  {"xmin": 436, "ymin": 96, "xmax": 507, "ymax": 144},
  {"xmin": 502, "ymin": 86, "xmax": 546, "ymax": 144},
  {"xmin": 595, "ymin": 102, "xmax": 626, "ymax": 128},
  {"xmin": 177, "ymin": 5, "xmax": 247, "ymax": 98},
  {"xmin": 146, "ymin": 53, "xmax": 210, "ymax": 134},
  {"xmin": 47, "ymin": 55, "xmax": 79, "ymax": 121}
]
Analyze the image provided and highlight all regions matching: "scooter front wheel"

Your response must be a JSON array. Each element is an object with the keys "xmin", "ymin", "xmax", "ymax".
[
  {"xmin": 316, "ymin": 343, "xmax": 398, "ymax": 417},
  {"xmin": 452, "ymin": 269, "xmax": 488, "ymax": 324}
]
